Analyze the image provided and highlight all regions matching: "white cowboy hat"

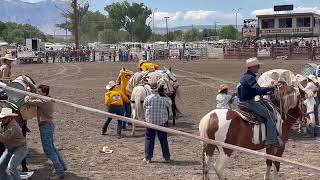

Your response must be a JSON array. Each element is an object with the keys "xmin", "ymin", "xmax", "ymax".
[
  {"xmin": 246, "ymin": 57, "xmax": 262, "ymax": 68},
  {"xmin": 0, "ymin": 54, "xmax": 16, "ymax": 61},
  {"xmin": 100, "ymin": 146, "xmax": 113, "ymax": 154},
  {"xmin": 0, "ymin": 108, "xmax": 18, "ymax": 119},
  {"xmin": 307, "ymin": 74, "xmax": 318, "ymax": 84},
  {"xmin": 105, "ymin": 81, "xmax": 117, "ymax": 90}
]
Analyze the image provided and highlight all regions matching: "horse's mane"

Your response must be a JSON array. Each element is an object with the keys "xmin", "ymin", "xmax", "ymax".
[{"xmin": 274, "ymin": 85, "xmax": 300, "ymax": 117}]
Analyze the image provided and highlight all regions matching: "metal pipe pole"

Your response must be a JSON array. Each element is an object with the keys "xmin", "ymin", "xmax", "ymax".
[
  {"xmin": 233, "ymin": 8, "xmax": 242, "ymax": 31},
  {"xmin": 164, "ymin": 16, "xmax": 170, "ymax": 47},
  {"xmin": 153, "ymin": 8, "xmax": 157, "ymax": 32},
  {"xmin": 65, "ymin": 16, "xmax": 68, "ymax": 43},
  {"xmin": 72, "ymin": 0, "xmax": 79, "ymax": 61}
]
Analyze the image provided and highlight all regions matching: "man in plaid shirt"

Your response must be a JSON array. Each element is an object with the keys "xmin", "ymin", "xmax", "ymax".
[{"xmin": 143, "ymin": 82, "xmax": 172, "ymax": 163}]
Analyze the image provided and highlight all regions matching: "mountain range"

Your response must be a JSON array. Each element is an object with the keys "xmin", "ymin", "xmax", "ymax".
[
  {"xmin": 0, "ymin": 0, "xmax": 70, "ymax": 35},
  {"xmin": 0, "ymin": 0, "xmax": 239, "ymax": 36}
]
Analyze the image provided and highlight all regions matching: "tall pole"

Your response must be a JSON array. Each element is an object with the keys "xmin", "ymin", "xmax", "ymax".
[
  {"xmin": 153, "ymin": 8, "xmax": 157, "ymax": 32},
  {"xmin": 233, "ymin": 8, "xmax": 242, "ymax": 31},
  {"xmin": 65, "ymin": 16, "xmax": 68, "ymax": 43},
  {"xmin": 164, "ymin": 16, "xmax": 169, "ymax": 47},
  {"xmin": 72, "ymin": 0, "xmax": 79, "ymax": 61},
  {"xmin": 214, "ymin": 21, "xmax": 219, "ymax": 37}
]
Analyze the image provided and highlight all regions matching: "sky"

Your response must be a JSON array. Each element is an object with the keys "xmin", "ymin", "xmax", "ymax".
[{"xmin": 21, "ymin": 0, "xmax": 320, "ymax": 27}]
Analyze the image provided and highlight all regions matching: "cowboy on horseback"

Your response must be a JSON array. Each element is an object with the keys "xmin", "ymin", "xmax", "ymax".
[{"xmin": 238, "ymin": 57, "xmax": 283, "ymax": 148}]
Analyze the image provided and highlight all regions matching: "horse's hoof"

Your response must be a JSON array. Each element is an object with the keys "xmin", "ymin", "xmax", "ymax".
[{"xmin": 264, "ymin": 175, "xmax": 270, "ymax": 180}]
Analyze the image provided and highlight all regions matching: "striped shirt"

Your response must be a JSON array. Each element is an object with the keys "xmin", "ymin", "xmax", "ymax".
[{"xmin": 143, "ymin": 93, "xmax": 172, "ymax": 125}]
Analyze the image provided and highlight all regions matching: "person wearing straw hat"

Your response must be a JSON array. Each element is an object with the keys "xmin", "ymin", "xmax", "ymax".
[
  {"xmin": 101, "ymin": 80, "xmax": 128, "ymax": 138},
  {"xmin": 303, "ymin": 74, "xmax": 320, "ymax": 136},
  {"xmin": 238, "ymin": 57, "xmax": 282, "ymax": 148},
  {"xmin": 0, "ymin": 53, "xmax": 16, "ymax": 84},
  {"xmin": 216, "ymin": 84, "xmax": 237, "ymax": 109},
  {"xmin": 0, "ymin": 107, "xmax": 28, "ymax": 180},
  {"xmin": 143, "ymin": 78, "xmax": 172, "ymax": 164}
]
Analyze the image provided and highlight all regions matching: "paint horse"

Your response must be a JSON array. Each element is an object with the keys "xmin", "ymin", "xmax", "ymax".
[
  {"xmin": 127, "ymin": 68, "xmax": 179, "ymax": 136},
  {"xmin": 199, "ymin": 71, "xmax": 315, "ymax": 180}
]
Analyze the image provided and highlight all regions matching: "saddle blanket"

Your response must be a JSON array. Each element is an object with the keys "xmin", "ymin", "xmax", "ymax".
[{"xmin": 252, "ymin": 124, "xmax": 266, "ymax": 144}]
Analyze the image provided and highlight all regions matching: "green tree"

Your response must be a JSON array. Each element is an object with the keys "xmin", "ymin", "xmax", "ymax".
[
  {"xmin": 183, "ymin": 28, "xmax": 200, "ymax": 42},
  {"xmin": 80, "ymin": 11, "xmax": 110, "ymax": 43},
  {"xmin": 98, "ymin": 29, "xmax": 121, "ymax": 44},
  {"xmin": 218, "ymin": 25, "xmax": 238, "ymax": 40},
  {"xmin": 56, "ymin": 1, "xmax": 90, "ymax": 37},
  {"xmin": 1, "ymin": 22, "xmax": 46, "ymax": 44},
  {"xmin": 149, "ymin": 33, "xmax": 164, "ymax": 42},
  {"xmin": 105, "ymin": 1, "xmax": 152, "ymax": 42},
  {"xmin": 201, "ymin": 28, "xmax": 217, "ymax": 40}
]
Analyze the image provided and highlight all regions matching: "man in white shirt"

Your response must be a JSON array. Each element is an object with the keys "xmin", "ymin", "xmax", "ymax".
[
  {"xmin": 304, "ymin": 74, "xmax": 319, "ymax": 137},
  {"xmin": 216, "ymin": 84, "xmax": 237, "ymax": 109}
]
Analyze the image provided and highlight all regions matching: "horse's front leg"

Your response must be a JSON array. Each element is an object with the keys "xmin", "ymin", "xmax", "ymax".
[
  {"xmin": 272, "ymin": 147, "xmax": 285, "ymax": 180},
  {"xmin": 131, "ymin": 123, "xmax": 135, "ymax": 136},
  {"xmin": 131, "ymin": 103, "xmax": 136, "ymax": 136},
  {"xmin": 203, "ymin": 144, "xmax": 215, "ymax": 180},
  {"xmin": 213, "ymin": 147, "xmax": 230, "ymax": 180},
  {"xmin": 264, "ymin": 159, "xmax": 272, "ymax": 180},
  {"xmin": 265, "ymin": 146, "xmax": 285, "ymax": 180}
]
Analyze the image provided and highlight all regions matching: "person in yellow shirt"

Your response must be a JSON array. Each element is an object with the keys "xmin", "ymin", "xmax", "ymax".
[
  {"xmin": 139, "ymin": 60, "xmax": 159, "ymax": 72},
  {"xmin": 101, "ymin": 81, "xmax": 128, "ymax": 138},
  {"xmin": 116, "ymin": 67, "xmax": 133, "ymax": 129}
]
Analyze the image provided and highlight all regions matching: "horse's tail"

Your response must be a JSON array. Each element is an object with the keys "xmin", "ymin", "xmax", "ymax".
[
  {"xmin": 199, "ymin": 113, "xmax": 211, "ymax": 139},
  {"xmin": 175, "ymin": 87, "xmax": 181, "ymax": 100},
  {"xmin": 131, "ymin": 86, "xmax": 148, "ymax": 120},
  {"xmin": 174, "ymin": 87, "xmax": 182, "ymax": 115}
]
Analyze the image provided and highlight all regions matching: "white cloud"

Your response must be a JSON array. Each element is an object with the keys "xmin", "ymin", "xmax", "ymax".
[
  {"xmin": 252, "ymin": 7, "xmax": 320, "ymax": 16},
  {"xmin": 150, "ymin": 10, "xmax": 242, "ymax": 28}
]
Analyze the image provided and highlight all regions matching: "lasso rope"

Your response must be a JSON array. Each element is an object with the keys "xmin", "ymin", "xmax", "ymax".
[{"xmin": 1, "ymin": 85, "xmax": 320, "ymax": 174}]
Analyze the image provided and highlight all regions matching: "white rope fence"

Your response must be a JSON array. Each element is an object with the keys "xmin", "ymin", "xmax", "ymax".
[{"xmin": 1, "ymin": 85, "xmax": 320, "ymax": 174}]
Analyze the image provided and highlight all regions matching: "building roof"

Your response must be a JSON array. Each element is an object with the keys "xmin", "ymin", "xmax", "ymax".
[{"xmin": 256, "ymin": 12, "xmax": 320, "ymax": 18}]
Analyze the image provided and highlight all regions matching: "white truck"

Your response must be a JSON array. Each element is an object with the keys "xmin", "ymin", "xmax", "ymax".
[{"xmin": 26, "ymin": 38, "xmax": 44, "ymax": 51}]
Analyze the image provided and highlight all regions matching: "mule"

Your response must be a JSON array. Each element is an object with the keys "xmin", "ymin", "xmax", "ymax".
[
  {"xmin": 127, "ymin": 68, "xmax": 179, "ymax": 136},
  {"xmin": 199, "ymin": 78, "xmax": 315, "ymax": 180}
]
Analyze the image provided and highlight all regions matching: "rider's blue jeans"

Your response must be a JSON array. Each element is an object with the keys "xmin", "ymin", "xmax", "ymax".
[{"xmin": 242, "ymin": 99, "xmax": 278, "ymax": 145}]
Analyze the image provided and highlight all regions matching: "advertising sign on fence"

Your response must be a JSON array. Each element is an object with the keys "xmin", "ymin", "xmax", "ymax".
[
  {"xmin": 257, "ymin": 47, "xmax": 271, "ymax": 57},
  {"xmin": 184, "ymin": 49, "xmax": 201, "ymax": 57},
  {"xmin": 169, "ymin": 49, "xmax": 180, "ymax": 57},
  {"xmin": 207, "ymin": 48, "xmax": 223, "ymax": 58}
]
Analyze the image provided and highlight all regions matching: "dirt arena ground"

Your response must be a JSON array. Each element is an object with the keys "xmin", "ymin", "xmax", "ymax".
[{"xmin": 12, "ymin": 59, "xmax": 320, "ymax": 180}]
